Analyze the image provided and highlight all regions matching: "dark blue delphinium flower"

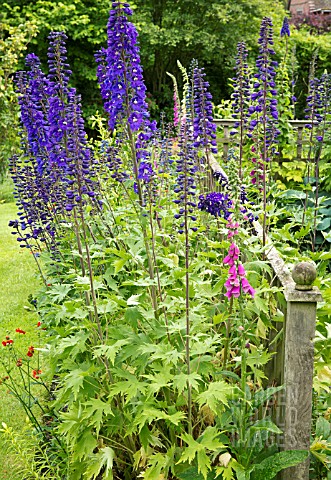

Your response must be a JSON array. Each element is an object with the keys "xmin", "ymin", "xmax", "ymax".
[
  {"xmin": 280, "ymin": 17, "xmax": 290, "ymax": 37},
  {"xmin": 63, "ymin": 89, "xmax": 100, "ymax": 211},
  {"xmin": 138, "ymin": 161, "xmax": 153, "ymax": 182},
  {"xmin": 96, "ymin": 1, "xmax": 154, "ymax": 195},
  {"xmin": 17, "ymin": 55, "xmax": 50, "ymax": 176},
  {"xmin": 213, "ymin": 170, "xmax": 229, "ymax": 189},
  {"xmin": 14, "ymin": 67, "xmax": 60, "ymax": 249},
  {"xmin": 198, "ymin": 192, "xmax": 233, "ymax": 220},
  {"xmin": 13, "ymin": 30, "xmax": 100, "ymax": 248},
  {"xmin": 95, "ymin": 1, "xmax": 149, "ymax": 132},
  {"xmin": 192, "ymin": 66, "xmax": 218, "ymax": 155},
  {"xmin": 248, "ymin": 17, "xmax": 280, "ymax": 153}
]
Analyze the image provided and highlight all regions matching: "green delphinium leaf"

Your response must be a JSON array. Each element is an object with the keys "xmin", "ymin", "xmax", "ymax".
[
  {"xmin": 93, "ymin": 339, "xmax": 128, "ymax": 365},
  {"xmin": 197, "ymin": 381, "xmax": 233, "ymax": 414},
  {"xmin": 81, "ymin": 399, "xmax": 113, "ymax": 435},
  {"xmin": 84, "ymin": 446, "xmax": 114, "ymax": 480},
  {"xmin": 173, "ymin": 372, "xmax": 202, "ymax": 395}
]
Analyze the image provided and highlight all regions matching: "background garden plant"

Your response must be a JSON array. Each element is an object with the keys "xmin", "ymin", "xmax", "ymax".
[{"xmin": 0, "ymin": 2, "xmax": 330, "ymax": 480}]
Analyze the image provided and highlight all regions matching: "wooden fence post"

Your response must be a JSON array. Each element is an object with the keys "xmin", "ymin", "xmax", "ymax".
[{"xmin": 280, "ymin": 262, "xmax": 323, "ymax": 480}]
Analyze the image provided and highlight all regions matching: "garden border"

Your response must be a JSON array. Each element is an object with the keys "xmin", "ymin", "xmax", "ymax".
[{"xmin": 209, "ymin": 154, "xmax": 323, "ymax": 480}]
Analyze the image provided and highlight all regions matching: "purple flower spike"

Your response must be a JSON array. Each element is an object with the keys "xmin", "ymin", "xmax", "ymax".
[
  {"xmin": 95, "ymin": 1, "xmax": 150, "ymax": 133},
  {"xmin": 192, "ymin": 66, "xmax": 218, "ymax": 155},
  {"xmin": 280, "ymin": 17, "xmax": 290, "ymax": 37}
]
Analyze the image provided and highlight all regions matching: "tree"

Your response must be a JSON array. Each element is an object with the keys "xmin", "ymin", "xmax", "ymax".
[
  {"xmin": 3, "ymin": 0, "xmax": 286, "ymax": 121},
  {"xmin": 0, "ymin": 17, "xmax": 37, "ymax": 180}
]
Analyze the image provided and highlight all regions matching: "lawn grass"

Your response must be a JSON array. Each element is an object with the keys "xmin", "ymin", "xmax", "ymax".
[
  {"xmin": 0, "ymin": 176, "xmax": 14, "ymax": 204},
  {"xmin": 0, "ymin": 188, "xmax": 42, "ymax": 480}
]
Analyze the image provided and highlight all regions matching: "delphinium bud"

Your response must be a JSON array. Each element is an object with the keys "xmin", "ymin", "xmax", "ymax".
[
  {"xmin": 224, "ymin": 149, "xmax": 241, "ymax": 205},
  {"xmin": 103, "ymin": 138, "xmax": 129, "ymax": 183},
  {"xmin": 230, "ymin": 42, "xmax": 251, "ymax": 178},
  {"xmin": 173, "ymin": 124, "xmax": 198, "ymax": 234},
  {"xmin": 47, "ymin": 32, "xmax": 73, "ymax": 172},
  {"xmin": 9, "ymin": 155, "xmax": 56, "ymax": 254},
  {"xmin": 240, "ymin": 185, "xmax": 258, "ymax": 223},
  {"xmin": 304, "ymin": 73, "xmax": 331, "ymax": 141}
]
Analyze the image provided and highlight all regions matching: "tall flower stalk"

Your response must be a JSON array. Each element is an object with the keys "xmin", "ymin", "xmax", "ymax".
[
  {"xmin": 96, "ymin": 1, "xmax": 159, "ymax": 312},
  {"xmin": 174, "ymin": 122, "xmax": 198, "ymax": 435},
  {"xmin": 231, "ymin": 42, "xmax": 251, "ymax": 179},
  {"xmin": 249, "ymin": 17, "xmax": 279, "ymax": 246}
]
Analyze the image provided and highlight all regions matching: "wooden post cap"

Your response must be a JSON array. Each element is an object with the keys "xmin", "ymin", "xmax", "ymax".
[{"xmin": 292, "ymin": 262, "xmax": 317, "ymax": 291}]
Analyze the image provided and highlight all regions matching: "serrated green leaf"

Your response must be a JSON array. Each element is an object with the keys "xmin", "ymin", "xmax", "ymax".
[
  {"xmin": 254, "ymin": 295, "xmax": 269, "ymax": 314},
  {"xmin": 197, "ymin": 381, "xmax": 233, "ymax": 414},
  {"xmin": 93, "ymin": 339, "xmax": 128, "ymax": 365},
  {"xmin": 124, "ymin": 306, "xmax": 142, "ymax": 326},
  {"xmin": 81, "ymin": 399, "xmax": 113, "ymax": 435},
  {"xmin": 74, "ymin": 429, "xmax": 98, "ymax": 462},
  {"xmin": 84, "ymin": 446, "xmax": 114, "ymax": 480},
  {"xmin": 200, "ymin": 426, "xmax": 226, "ymax": 451},
  {"xmin": 173, "ymin": 372, "xmax": 202, "ymax": 395}
]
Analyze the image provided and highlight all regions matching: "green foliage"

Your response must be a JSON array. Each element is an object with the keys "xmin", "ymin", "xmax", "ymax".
[
  {"xmin": 310, "ymin": 412, "xmax": 331, "ymax": 479},
  {"xmin": 2, "ymin": 0, "xmax": 286, "ymax": 120},
  {"xmin": 0, "ymin": 18, "xmax": 37, "ymax": 180}
]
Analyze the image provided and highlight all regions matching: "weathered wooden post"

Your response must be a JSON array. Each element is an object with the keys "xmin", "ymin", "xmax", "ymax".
[{"xmin": 281, "ymin": 262, "xmax": 323, "ymax": 480}]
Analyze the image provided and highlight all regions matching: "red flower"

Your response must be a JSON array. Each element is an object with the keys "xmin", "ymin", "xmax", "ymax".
[
  {"xmin": 2, "ymin": 339, "xmax": 13, "ymax": 346},
  {"xmin": 16, "ymin": 358, "xmax": 23, "ymax": 367},
  {"xmin": 27, "ymin": 346, "xmax": 34, "ymax": 357},
  {"xmin": 32, "ymin": 369, "xmax": 42, "ymax": 379},
  {"xmin": 2, "ymin": 341, "xmax": 7, "ymax": 347},
  {"xmin": 15, "ymin": 328, "xmax": 26, "ymax": 334},
  {"xmin": 37, "ymin": 321, "xmax": 41, "ymax": 327}
]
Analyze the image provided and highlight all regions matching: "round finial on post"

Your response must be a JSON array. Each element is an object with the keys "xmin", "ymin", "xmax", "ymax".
[{"xmin": 292, "ymin": 262, "xmax": 317, "ymax": 291}]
